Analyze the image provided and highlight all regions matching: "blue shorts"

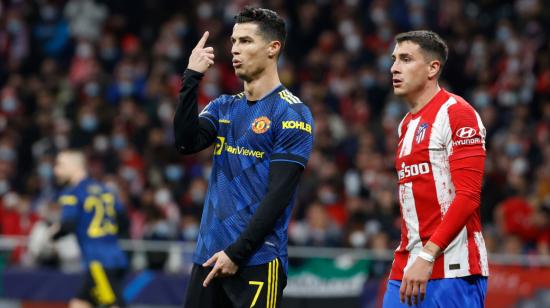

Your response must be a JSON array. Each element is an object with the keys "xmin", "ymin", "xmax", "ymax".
[{"xmin": 382, "ymin": 275, "xmax": 487, "ymax": 308}]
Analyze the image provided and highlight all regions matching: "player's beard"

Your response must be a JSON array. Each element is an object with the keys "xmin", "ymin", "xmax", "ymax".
[{"xmin": 54, "ymin": 176, "xmax": 71, "ymax": 187}]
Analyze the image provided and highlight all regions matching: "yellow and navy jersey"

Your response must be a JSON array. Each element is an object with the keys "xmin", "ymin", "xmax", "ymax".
[
  {"xmin": 194, "ymin": 85, "xmax": 314, "ymax": 270},
  {"xmin": 58, "ymin": 177, "xmax": 127, "ymax": 269}
]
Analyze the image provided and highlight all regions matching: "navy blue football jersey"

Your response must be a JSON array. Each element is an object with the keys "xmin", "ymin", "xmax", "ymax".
[
  {"xmin": 194, "ymin": 85, "xmax": 314, "ymax": 272},
  {"xmin": 58, "ymin": 177, "xmax": 127, "ymax": 269}
]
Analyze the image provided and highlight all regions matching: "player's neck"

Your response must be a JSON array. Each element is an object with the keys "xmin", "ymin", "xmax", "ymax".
[
  {"xmin": 407, "ymin": 82, "xmax": 441, "ymax": 114},
  {"xmin": 243, "ymin": 65, "xmax": 281, "ymax": 101},
  {"xmin": 70, "ymin": 172, "xmax": 87, "ymax": 186}
]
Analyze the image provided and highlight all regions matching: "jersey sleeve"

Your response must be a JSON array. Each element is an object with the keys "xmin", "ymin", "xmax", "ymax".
[
  {"xmin": 446, "ymin": 101, "xmax": 486, "ymax": 162},
  {"xmin": 58, "ymin": 192, "xmax": 79, "ymax": 222},
  {"xmin": 198, "ymin": 96, "xmax": 223, "ymax": 132},
  {"xmin": 271, "ymin": 104, "xmax": 314, "ymax": 168}
]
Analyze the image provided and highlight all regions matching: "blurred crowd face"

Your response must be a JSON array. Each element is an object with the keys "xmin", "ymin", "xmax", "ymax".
[
  {"xmin": 231, "ymin": 22, "xmax": 278, "ymax": 82},
  {"xmin": 390, "ymin": 41, "xmax": 433, "ymax": 99}
]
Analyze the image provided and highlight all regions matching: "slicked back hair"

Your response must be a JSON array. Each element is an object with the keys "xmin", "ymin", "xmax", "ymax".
[{"xmin": 235, "ymin": 7, "xmax": 286, "ymax": 52}]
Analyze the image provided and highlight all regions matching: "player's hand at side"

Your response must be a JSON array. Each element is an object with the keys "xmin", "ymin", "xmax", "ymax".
[
  {"xmin": 47, "ymin": 223, "xmax": 61, "ymax": 239},
  {"xmin": 187, "ymin": 31, "xmax": 215, "ymax": 73},
  {"xmin": 400, "ymin": 256, "xmax": 433, "ymax": 306},
  {"xmin": 202, "ymin": 250, "xmax": 238, "ymax": 287}
]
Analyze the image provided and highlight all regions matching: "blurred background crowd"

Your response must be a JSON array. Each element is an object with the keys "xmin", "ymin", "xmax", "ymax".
[{"xmin": 0, "ymin": 0, "xmax": 549, "ymax": 270}]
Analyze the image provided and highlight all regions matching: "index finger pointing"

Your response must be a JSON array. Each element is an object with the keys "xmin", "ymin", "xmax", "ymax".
[{"xmin": 196, "ymin": 31, "xmax": 210, "ymax": 49}]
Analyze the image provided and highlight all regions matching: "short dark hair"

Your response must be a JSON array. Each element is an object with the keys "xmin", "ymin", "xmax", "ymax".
[
  {"xmin": 395, "ymin": 30, "xmax": 448, "ymax": 69},
  {"xmin": 235, "ymin": 7, "xmax": 286, "ymax": 49}
]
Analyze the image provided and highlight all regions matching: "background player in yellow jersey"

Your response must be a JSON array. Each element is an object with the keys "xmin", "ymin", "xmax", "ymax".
[{"xmin": 51, "ymin": 150, "xmax": 128, "ymax": 308}]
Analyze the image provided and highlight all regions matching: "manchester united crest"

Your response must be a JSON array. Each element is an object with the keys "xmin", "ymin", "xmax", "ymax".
[{"xmin": 251, "ymin": 116, "xmax": 271, "ymax": 134}]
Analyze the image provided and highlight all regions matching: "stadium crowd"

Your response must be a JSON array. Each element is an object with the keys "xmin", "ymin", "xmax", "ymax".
[{"xmin": 0, "ymin": 0, "xmax": 549, "ymax": 268}]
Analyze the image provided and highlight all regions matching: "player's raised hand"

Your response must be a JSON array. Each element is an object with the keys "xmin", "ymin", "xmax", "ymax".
[
  {"xmin": 187, "ymin": 31, "xmax": 215, "ymax": 73},
  {"xmin": 202, "ymin": 251, "xmax": 238, "ymax": 287}
]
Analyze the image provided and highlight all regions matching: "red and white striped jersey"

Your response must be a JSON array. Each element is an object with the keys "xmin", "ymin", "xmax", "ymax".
[{"xmin": 390, "ymin": 88, "xmax": 489, "ymax": 280}]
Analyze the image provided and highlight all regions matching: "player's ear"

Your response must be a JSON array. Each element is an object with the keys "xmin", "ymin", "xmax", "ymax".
[
  {"xmin": 267, "ymin": 40, "xmax": 281, "ymax": 59},
  {"xmin": 428, "ymin": 59, "xmax": 441, "ymax": 79}
]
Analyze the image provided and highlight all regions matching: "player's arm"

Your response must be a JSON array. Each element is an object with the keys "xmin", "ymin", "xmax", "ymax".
[
  {"xmin": 224, "ymin": 161, "xmax": 304, "ymax": 265},
  {"xmin": 426, "ymin": 104, "xmax": 486, "ymax": 254},
  {"xmin": 174, "ymin": 31, "xmax": 217, "ymax": 154},
  {"xmin": 425, "ymin": 155, "xmax": 484, "ymax": 254},
  {"xmin": 50, "ymin": 194, "xmax": 79, "ymax": 240}
]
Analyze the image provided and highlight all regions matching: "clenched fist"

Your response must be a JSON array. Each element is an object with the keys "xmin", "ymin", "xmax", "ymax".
[{"xmin": 187, "ymin": 31, "xmax": 215, "ymax": 73}]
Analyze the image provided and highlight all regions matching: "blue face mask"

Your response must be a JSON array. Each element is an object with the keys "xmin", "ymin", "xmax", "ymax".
[
  {"xmin": 118, "ymin": 81, "xmax": 133, "ymax": 96},
  {"xmin": 182, "ymin": 224, "xmax": 199, "ymax": 240},
  {"xmin": 2, "ymin": 97, "xmax": 17, "ymax": 113},
  {"xmin": 111, "ymin": 135, "xmax": 127, "ymax": 150},
  {"xmin": 80, "ymin": 115, "xmax": 98, "ymax": 132},
  {"xmin": 165, "ymin": 165, "xmax": 183, "ymax": 182},
  {"xmin": 38, "ymin": 163, "xmax": 53, "ymax": 179},
  {"xmin": 0, "ymin": 180, "xmax": 9, "ymax": 195},
  {"xmin": 0, "ymin": 147, "xmax": 16, "ymax": 162},
  {"xmin": 505, "ymin": 142, "xmax": 522, "ymax": 157},
  {"xmin": 7, "ymin": 20, "xmax": 22, "ymax": 34},
  {"xmin": 84, "ymin": 82, "xmax": 100, "ymax": 97}
]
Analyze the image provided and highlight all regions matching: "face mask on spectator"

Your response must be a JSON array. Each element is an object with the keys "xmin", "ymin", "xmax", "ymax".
[
  {"xmin": 101, "ymin": 47, "xmax": 118, "ymax": 61},
  {"xmin": 40, "ymin": 5, "xmax": 58, "ymax": 21},
  {"xmin": 2, "ymin": 97, "xmax": 17, "ymax": 113},
  {"xmin": 0, "ymin": 146, "xmax": 16, "ymax": 162},
  {"xmin": 111, "ymin": 134, "xmax": 127, "ymax": 150},
  {"xmin": 410, "ymin": 12, "xmax": 425, "ymax": 28},
  {"xmin": 84, "ymin": 82, "xmax": 100, "ymax": 97},
  {"xmin": 182, "ymin": 224, "xmax": 199, "ymax": 240},
  {"xmin": 319, "ymin": 189, "xmax": 338, "ymax": 204},
  {"xmin": 377, "ymin": 55, "xmax": 392, "ymax": 71},
  {"xmin": 203, "ymin": 82, "xmax": 220, "ymax": 98},
  {"xmin": 79, "ymin": 114, "xmax": 98, "ymax": 132},
  {"xmin": 94, "ymin": 135, "xmax": 110, "ymax": 153},
  {"xmin": 165, "ymin": 165, "xmax": 183, "ymax": 182},
  {"xmin": 76, "ymin": 43, "xmax": 94, "ymax": 59},
  {"xmin": 155, "ymin": 188, "xmax": 172, "ymax": 205},
  {"xmin": 157, "ymin": 102, "xmax": 173, "ymax": 122},
  {"xmin": 166, "ymin": 44, "xmax": 182, "ymax": 60},
  {"xmin": 349, "ymin": 231, "xmax": 367, "ymax": 248},
  {"xmin": 497, "ymin": 26, "xmax": 511, "ymax": 42},
  {"xmin": 54, "ymin": 134, "xmax": 68, "ymax": 149},
  {"xmin": 190, "ymin": 187, "xmax": 205, "ymax": 203},
  {"xmin": 505, "ymin": 142, "xmax": 522, "ymax": 157},
  {"xmin": 38, "ymin": 163, "xmax": 53, "ymax": 179},
  {"xmin": 118, "ymin": 81, "xmax": 133, "ymax": 96},
  {"xmin": 0, "ymin": 180, "xmax": 9, "ymax": 195},
  {"xmin": 120, "ymin": 166, "xmax": 137, "ymax": 182},
  {"xmin": 7, "ymin": 20, "xmax": 22, "ymax": 34},
  {"xmin": 473, "ymin": 90, "xmax": 491, "ymax": 108},
  {"xmin": 361, "ymin": 73, "xmax": 376, "ymax": 89}
]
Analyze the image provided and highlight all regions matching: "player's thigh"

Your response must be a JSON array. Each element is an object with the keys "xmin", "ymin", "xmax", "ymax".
[
  {"xmin": 183, "ymin": 263, "xmax": 231, "ymax": 308},
  {"xmin": 431, "ymin": 276, "xmax": 488, "ymax": 308},
  {"xmin": 223, "ymin": 258, "xmax": 287, "ymax": 308}
]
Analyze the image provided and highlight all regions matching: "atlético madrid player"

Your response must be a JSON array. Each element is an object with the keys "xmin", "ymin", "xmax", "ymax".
[{"xmin": 383, "ymin": 30, "xmax": 489, "ymax": 308}]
